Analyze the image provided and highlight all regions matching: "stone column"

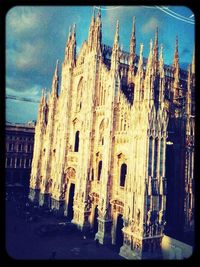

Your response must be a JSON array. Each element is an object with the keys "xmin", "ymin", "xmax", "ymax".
[{"xmin": 95, "ymin": 205, "xmax": 112, "ymax": 245}]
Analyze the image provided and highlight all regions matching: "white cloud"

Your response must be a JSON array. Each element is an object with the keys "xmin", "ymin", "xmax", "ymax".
[
  {"xmin": 6, "ymin": 6, "xmax": 41, "ymax": 35},
  {"xmin": 6, "ymin": 85, "xmax": 42, "ymax": 99},
  {"xmin": 142, "ymin": 17, "xmax": 160, "ymax": 34}
]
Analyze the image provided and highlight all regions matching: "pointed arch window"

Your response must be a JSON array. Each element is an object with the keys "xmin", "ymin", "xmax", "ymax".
[
  {"xmin": 76, "ymin": 78, "xmax": 83, "ymax": 112},
  {"xmin": 98, "ymin": 160, "xmax": 102, "ymax": 181},
  {"xmin": 124, "ymin": 113, "xmax": 127, "ymax": 131},
  {"xmin": 153, "ymin": 138, "xmax": 159, "ymax": 177},
  {"xmin": 99, "ymin": 119, "xmax": 104, "ymax": 146},
  {"xmin": 160, "ymin": 139, "xmax": 164, "ymax": 176},
  {"xmin": 74, "ymin": 131, "xmax": 79, "ymax": 152},
  {"xmin": 148, "ymin": 137, "xmax": 153, "ymax": 176},
  {"xmin": 120, "ymin": 163, "xmax": 127, "ymax": 187}
]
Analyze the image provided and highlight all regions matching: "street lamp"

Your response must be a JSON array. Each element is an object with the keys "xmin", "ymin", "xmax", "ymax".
[{"xmin": 166, "ymin": 141, "xmax": 173, "ymax": 145}]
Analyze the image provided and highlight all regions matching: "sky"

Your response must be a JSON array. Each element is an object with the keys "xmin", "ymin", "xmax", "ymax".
[{"xmin": 6, "ymin": 5, "xmax": 195, "ymax": 123}]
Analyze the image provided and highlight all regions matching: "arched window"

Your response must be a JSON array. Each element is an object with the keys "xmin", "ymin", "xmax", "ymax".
[
  {"xmin": 99, "ymin": 119, "xmax": 104, "ymax": 146},
  {"xmin": 153, "ymin": 138, "xmax": 159, "ymax": 177},
  {"xmin": 77, "ymin": 78, "xmax": 83, "ymax": 112},
  {"xmin": 98, "ymin": 160, "xmax": 102, "ymax": 181},
  {"xmin": 74, "ymin": 131, "xmax": 79, "ymax": 152},
  {"xmin": 124, "ymin": 113, "xmax": 127, "ymax": 131},
  {"xmin": 120, "ymin": 163, "xmax": 127, "ymax": 187},
  {"xmin": 160, "ymin": 139, "xmax": 164, "ymax": 176},
  {"xmin": 148, "ymin": 137, "xmax": 153, "ymax": 176}
]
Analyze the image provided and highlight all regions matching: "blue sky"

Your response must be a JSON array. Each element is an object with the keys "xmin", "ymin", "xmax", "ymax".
[{"xmin": 6, "ymin": 5, "xmax": 195, "ymax": 123}]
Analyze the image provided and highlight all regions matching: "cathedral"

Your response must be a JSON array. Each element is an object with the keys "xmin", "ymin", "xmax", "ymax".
[{"xmin": 29, "ymin": 9, "xmax": 195, "ymax": 259}]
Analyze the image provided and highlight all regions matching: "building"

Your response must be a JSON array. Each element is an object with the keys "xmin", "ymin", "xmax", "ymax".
[
  {"xmin": 29, "ymin": 10, "xmax": 195, "ymax": 259},
  {"xmin": 5, "ymin": 121, "xmax": 35, "ymax": 191}
]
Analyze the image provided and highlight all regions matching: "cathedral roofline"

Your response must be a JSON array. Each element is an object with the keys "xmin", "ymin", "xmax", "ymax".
[{"xmin": 101, "ymin": 43, "xmax": 188, "ymax": 76}]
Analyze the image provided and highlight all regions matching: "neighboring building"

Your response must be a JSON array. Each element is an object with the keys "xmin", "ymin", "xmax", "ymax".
[
  {"xmin": 29, "ymin": 10, "xmax": 195, "ymax": 259},
  {"xmin": 5, "ymin": 121, "xmax": 35, "ymax": 190}
]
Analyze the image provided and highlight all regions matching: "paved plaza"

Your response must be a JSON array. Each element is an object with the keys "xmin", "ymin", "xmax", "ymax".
[{"xmin": 5, "ymin": 190, "xmax": 124, "ymax": 260}]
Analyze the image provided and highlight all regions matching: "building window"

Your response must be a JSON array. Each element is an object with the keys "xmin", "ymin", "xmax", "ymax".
[
  {"xmin": 98, "ymin": 160, "xmax": 102, "ymax": 181},
  {"xmin": 147, "ymin": 195, "xmax": 151, "ymax": 210},
  {"xmin": 91, "ymin": 168, "xmax": 94, "ymax": 181},
  {"xmin": 7, "ymin": 158, "xmax": 11, "ymax": 167},
  {"xmin": 124, "ymin": 113, "xmax": 127, "ymax": 131},
  {"xmin": 159, "ymin": 195, "xmax": 162, "ymax": 210},
  {"xmin": 120, "ymin": 163, "xmax": 127, "ymax": 187},
  {"xmin": 9, "ymin": 143, "xmax": 13, "ymax": 151},
  {"xmin": 152, "ymin": 179, "xmax": 158, "ymax": 195},
  {"xmin": 77, "ymin": 78, "xmax": 83, "ymax": 112},
  {"xmin": 18, "ymin": 144, "xmax": 22, "ymax": 151},
  {"xmin": 74, "ymin": 131, "xmax": 79, "ymax": 152},
  {"xmin": 148, "ymin": 137, "xmax": 153, "ymax": 176},
  {"xmin": 25, "ymin": 158, "xmax": 29, "ymax": 168},
  {"xmin": 153, "ymin": 138, "xmax": 159, "ymax": 177},
  {"xmin": 160, "ymin": 139, "xmax": 164, "ymax": 176},
  {"xmin": 16, "ymin": 158, "xmax": 20, "ymax": 167},
  {"xmin": 99, "ymin": 119, "xmax": 104, "ymax": 146}
]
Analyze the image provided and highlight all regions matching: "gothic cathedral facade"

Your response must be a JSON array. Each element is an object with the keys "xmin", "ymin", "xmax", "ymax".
[{"xmin": 29, "ymin": 10, "xmax": 195, "ymax": 259}]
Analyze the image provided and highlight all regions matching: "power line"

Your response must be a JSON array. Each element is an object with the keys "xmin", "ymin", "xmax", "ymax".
[
  {"xmin": 6, "ymin": 95, "xmax": 40, "ymax": 103},
  {"xmin": 156, "ymin": 6, "xmax": 195, "ymax": 24},
  {"xmin": 161, "ymin": 6, "xmax": 194, "ymax": 22}
]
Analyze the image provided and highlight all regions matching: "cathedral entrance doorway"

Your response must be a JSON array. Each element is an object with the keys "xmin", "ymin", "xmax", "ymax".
[
  {"xmin": 67, "ymin": 183, "xmax": 75, "ymax": 220},
  {"xmin": 116, "ymin": 214, "xmax": 124, "ymax": 252},
  {"xmin": 93, "ymin": 206, "xmax": 99, "ymax": 236}
]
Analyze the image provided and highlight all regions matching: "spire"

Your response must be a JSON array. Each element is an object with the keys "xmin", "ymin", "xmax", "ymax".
[
  {"xmin": 71, "ymin": 23, "xmax": 76, "ymax": 43},
  {"xmin": 52, "ymin": 60, "xmax": 59, "ymax": 97},
  {"xmin": 173, "ymin": 35, "xmax": 179, "ymax": 69},
  {"xmin": 154, "ymin": 26, "xmax": 158, "ymax": 43},
  {"xmin": 137, "ymin": 43, "xmax": 144, "ymax": 72},
  {"xmin": 134, "ymin": 43, "xmax": 144, "ymax": 103},
  {"xmin": 159, "ymin": 44, "xmax": 164, "ymax": 77},
  {"xmin": 54, "ymin": 59, "xmax": 59, "ymax": 78},
  {"xmin": 41, "ymin": 88, "xmax": 46, "ymax": 106},
  {"xmin": 90, "ymin": 6, "xmax": 95, "ymax": 28},
  {"xmin": 186, "ymin": 64, "xmax": 191, "ymax": 114},
  {"xmin": 67, "ymin": 25, "xmax": 72, "ymax": 43},
  {"xmin": 88, "ymin": 8, "xmax": 95, "ymax": 50},
  {"xmin": 129, "ymin": 16, "xmax": 136, "ymax": 65},
  {"xmin": 94, "ymin": 6, "xmax": 102, "ymax": 51},
  {"xmin": 144, "ymin": 40, "xmax": 154, "ymax": 102},
  {"xmin": 97, "ymin": 6, "xmax": 101, "ymax": 19},
  {"xmin": 173, "ymin": 36, "xmax": 179, "ymax": 100},
  {"xmin": 132, "ymin": 16, "xmax": 136, "ymax": 38},
  {"xmin": 64, "ymin": 23, "xmax": 76, "ymax": 66},
  {"xmin": 88, "ymin": 6, "xmax": 101, "ymax": 52},
  {"xmin": 153, "ymin": 27, "xmax": 159, "ymax": 73},
  {"xmin": 159, "ymin": 44, "xmax": 165, "ymax": 103},
  {"xmin": 38, "ymin": 88, "xmax": 48, "ymax": 124},
  {"xmin": 192, "ymin": 48, "xmax": 195, "ymax": 75},
  {"xmin": 73, "ymin": 24, "xmax": 76, "ymax": 36},
  {"xmin": 114, "ymin": 20, "xmax": 119, "ymax": 48},
  {"xmin": 111, "ymin": 20, "xmax": 120, "ymax": 73}
]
